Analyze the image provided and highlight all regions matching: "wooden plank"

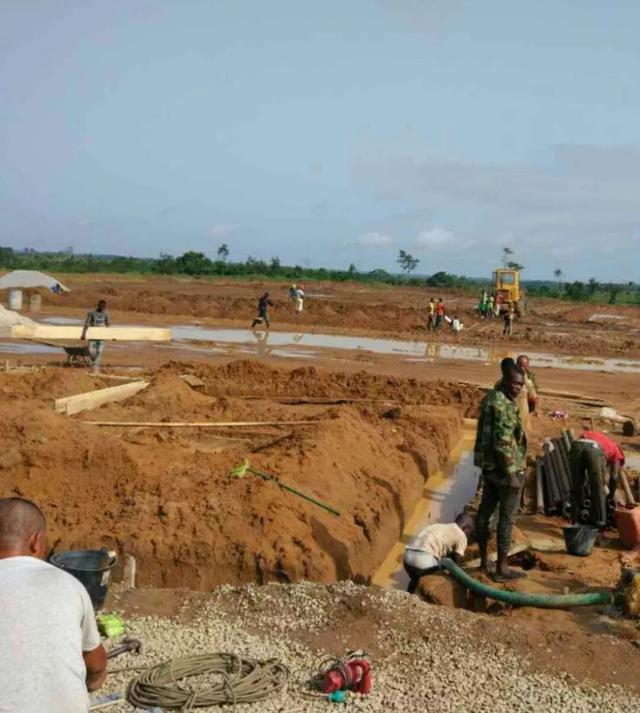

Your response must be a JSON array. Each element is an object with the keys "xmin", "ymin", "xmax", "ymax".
[
  {"xmin": 55, "ymin": 381, "xmax": 149, "ymax": 416},
  {"xmin": 179, "ymin": 374, "xmax": 206, "ymax": 390},
  {"xmin": 86, "ymin": 419, "xmax": 321, "ymax": 428},
  {"xmin": 11, "ymin": 325, "xmax": 171, "ymax": 341}
]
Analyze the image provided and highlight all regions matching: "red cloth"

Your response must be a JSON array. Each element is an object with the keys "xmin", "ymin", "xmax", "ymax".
[
  {"xmin": 436, "ymin": 304, "xmax": 445, "ymax": 316},
  {"xmin": 580, "ymin": 431, "xmax": 625, "ymax": 466}
]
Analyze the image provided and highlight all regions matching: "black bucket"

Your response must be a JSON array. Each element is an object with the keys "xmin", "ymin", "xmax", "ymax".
[
  {"xmin": 50, "ymin": 548, "xmax": 117, "ymax": 609},
  {"xmin": 563, "ymin": 525, "xmax": 599, "ymax": 557}
]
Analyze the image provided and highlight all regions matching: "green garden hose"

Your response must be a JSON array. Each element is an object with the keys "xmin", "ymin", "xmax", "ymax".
[{"xmin": 440, "ymin": 558, "xmax": 612, "ymax": 609}]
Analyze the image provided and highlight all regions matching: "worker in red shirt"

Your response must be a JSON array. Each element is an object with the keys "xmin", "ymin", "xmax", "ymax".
[
  {"xmin": 435, "ymin": 298, "xmax": 445, "ymax": 329},
  {"xmin": 569, "ymin": 431, "xmax": 625, "ymax": 527}
]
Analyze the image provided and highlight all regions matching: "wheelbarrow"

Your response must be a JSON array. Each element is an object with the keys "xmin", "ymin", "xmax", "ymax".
[{"xmin": 63, "ymin": 344, "xmax": 94, "ymax": 367}]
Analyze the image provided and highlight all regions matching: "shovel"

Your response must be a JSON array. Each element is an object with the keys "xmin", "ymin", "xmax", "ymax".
[{"xmin": 231, "ymin": 459, "xmax": 340, "ymax": 517}]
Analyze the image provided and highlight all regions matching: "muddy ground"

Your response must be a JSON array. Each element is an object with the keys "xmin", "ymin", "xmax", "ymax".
[
  {"xmin": 2, "ymin": 273, "xmax": 640, "ymax": 698},
  {"xmin": 6, "ymin": 272, "xmax": 640, "ymax": 359}
]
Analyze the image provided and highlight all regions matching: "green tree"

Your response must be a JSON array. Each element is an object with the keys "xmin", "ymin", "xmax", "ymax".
[
  {"xmin": 587, "ymin": 277, "xmax": 599, "ymax": 299},
  {"xmin": 397, "ymin": 250, "xmax": 419, "ymax": 274},
  {"xmin": 269, "ymin": 256, "xmax": 281, "ymax": 272},
  {"xmin": 348, "ymin": 262, "xmax": 357, "ymax": 276},
  {"xmin": 217, "ymin": 243, "xmax": 229, "ymax": 261},
  {"xmin": 553, "ymin": 268, "xmax": 563, "ymax": 294},
  {"xmin": 175, "ymin": 251, "xmax": 213, "ymax": 275},
  {"xmin": 0, "ymin": 246, "xmax": 15, "ymax": 268}
]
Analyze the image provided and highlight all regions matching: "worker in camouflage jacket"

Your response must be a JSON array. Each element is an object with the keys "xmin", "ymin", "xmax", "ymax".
[{"xmin": 474, "ymin": 364, "xmax": 527, "ymax": 582}]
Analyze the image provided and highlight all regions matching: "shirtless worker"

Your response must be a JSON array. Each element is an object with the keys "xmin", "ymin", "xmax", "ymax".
[
  {"xmin": 427, "ymin": 297, "xmax": 437, "ymax": 331},
  {"xmin": 0, "ymin": 498, "xmax": 107, "ymax": 711},
  {"xmin": 403, "ymin": 513, "xmax": 475, "ymax": 594},
  {"xmin": 474, "ymin": 364, "xmax": 527, "ymax": 581},
  {"xmin": 81, "ymin": 299, "xmax": 110, "ymax": 371}
]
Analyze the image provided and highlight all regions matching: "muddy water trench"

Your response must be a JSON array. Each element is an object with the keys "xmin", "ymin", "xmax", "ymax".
[{"xmin": 373, "ymin": 422, "xmax": 479, "ymax": 591}]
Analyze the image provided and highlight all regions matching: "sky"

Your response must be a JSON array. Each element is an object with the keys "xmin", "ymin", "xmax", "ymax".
[{"xmin": 1, "ymin": 0, "xmax": 640, "ymax": 281}]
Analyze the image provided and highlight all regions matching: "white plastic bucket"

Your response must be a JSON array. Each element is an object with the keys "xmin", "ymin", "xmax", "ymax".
[{"xmin": 7, "ymin": 289, "xmax": 22, "ymax": 311}]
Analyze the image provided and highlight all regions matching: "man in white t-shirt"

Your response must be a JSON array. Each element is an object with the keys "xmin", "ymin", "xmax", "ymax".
[
  {"xmin": 403, "ymin": 513, "xmax": 474, "ymax": 594},
  {"xmin": 0, "ymin": 497, "xmax": 107, "ymax": 712}
]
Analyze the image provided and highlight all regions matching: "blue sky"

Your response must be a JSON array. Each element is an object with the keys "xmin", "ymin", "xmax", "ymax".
[{"xmin": 1, "ymin": 0, "xmax": 640, "ymax": 281}]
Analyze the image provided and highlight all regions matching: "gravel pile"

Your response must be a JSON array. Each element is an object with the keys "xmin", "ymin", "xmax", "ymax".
[{"xmin": 103, "ymin": 581, "xmax": 640, "ymax": 712}]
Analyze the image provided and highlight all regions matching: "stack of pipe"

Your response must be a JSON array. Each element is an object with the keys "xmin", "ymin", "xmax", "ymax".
[{"xmin": 535, "ymin": 429, "xmax": 575, "ymax": 516}]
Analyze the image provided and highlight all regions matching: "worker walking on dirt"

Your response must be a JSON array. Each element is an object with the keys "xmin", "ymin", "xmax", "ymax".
[
  {"xmin": 435, "ymin": 298, "xmax": 445, "ymax": 329},
  {"xmin": 81, "ymin": 299, "xmax": 110, "ymax": 372},
  {"xmin": 252, "ymin": 292, "xmax": 274, "ymax": 329},
  {"xmin": 403, "ymin": 514, "xmax": 474, "ymax": 594},
  {"xmin": 503, "ymin": 304, "xmax": 515, "ymax": 336},
  {"xmin": 474, "ymin": 365, "xmax": 528, "ymax": 582},
  {"xmin": 569, "ymin": 431, "xmax": 625, "ymax": 527},
  {"xmin": 294, "ymin": 284, "xmax": 305, "ymax": 314},
  {"xmin": 0, "ymin": 497, "xmax": 107, "ymax": 711},
  {"xmin": 427, "ymin": 298, "xmax": 437, "ymax": 331}
]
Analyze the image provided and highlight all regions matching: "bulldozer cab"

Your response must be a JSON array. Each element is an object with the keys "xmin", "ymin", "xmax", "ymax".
[{"xmin": 493, "ymin": 269, "xmax": 525, "ymax": 316}]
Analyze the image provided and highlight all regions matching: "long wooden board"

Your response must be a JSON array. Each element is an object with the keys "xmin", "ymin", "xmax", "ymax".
[
  {"xmin": 55, "ymin": 381, "xmax": 149, "ymax": 416},
  {"xmin": 86, "ymin": 419, "xmax": 320, "ymax": 428},
  {"xmin": 10, "ymin": 325, "xmax": 171, "ymax": 341}
]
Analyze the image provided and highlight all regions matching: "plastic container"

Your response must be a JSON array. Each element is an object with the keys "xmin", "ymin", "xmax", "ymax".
[
  {"xmin": 615, "ymin": 506, "xmax": 640, "ymax": 549},
  {"xmin": 50, "ymin": 548, "xmax": 117, "ymax": 609},
  {"xmin": 563, "ymin": 525, "xmax": 599, "ymax": 556},
  {"xmin": 28, "ymin": 293, "xmax": 42, "ymax": 312},
  {"xmin": 7, "ymin": 289, "xmax": 22, "ymax": 310}
]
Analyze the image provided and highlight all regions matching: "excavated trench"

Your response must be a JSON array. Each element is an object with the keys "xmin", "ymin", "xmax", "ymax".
[{"xmin": 0, "ymin": 361, "xmax": 484, "ymax": 591}]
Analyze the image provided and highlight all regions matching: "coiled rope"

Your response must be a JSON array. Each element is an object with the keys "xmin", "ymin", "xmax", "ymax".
[{"xmin": 126, "ymin": 653, "xmax": 289, "ymax": 711}]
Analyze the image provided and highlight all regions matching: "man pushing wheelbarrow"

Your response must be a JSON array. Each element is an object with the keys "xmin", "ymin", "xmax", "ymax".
[{"xmin": 81, "ymin": 299, "xmax": 110, "ymax": 372}]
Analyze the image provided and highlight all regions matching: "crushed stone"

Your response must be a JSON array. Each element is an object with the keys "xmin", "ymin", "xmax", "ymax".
[{"xmin": 101, "ymin": 581, "xmax": 640, "ymax": 712}]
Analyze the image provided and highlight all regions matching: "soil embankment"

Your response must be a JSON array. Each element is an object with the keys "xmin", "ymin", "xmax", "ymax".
[{"xmin": 0, "ymin": 361, "xmax": 481, "ymax": 589}]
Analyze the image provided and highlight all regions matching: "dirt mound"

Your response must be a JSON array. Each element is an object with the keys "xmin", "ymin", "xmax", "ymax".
[{"xmin": 0, "ymin": 361, "xmax": 472, "ymax": 589}]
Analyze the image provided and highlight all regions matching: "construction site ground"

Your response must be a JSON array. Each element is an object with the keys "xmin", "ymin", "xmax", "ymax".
[{"xmin": 2, "ymin": 274, "xmax": 640, "ymax": 710}]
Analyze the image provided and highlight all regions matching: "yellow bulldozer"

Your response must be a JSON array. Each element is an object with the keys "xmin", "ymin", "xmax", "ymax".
[{"xmin": 492, "ymin": 268, "xmax": 526, "ymax": 316}]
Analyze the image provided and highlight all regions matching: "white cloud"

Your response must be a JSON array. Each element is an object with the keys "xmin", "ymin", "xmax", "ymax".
[
  {"xmin": 415, "ymin": 226, "xmax": 456, "ymax": 248},
  {"xmin": 207, "ymin": 224, "xmax": 239, "ymax": 238},
  {"xmin": 356, "ymin": 231, "xmax": 395, "ymax": 248}
]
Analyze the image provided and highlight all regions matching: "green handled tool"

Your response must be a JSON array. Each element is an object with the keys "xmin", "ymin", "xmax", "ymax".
[{"xmin": 231, "ymin": 459, "xmax": 340, "ymax": 517}]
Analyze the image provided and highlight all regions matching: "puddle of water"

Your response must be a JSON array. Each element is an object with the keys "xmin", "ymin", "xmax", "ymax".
[
  {"xmin": 372, "ymin": 429, "xmax": 479, "ymax": 591},
  {"xmin": 172, "ymin": 326, "xmax": 427, "ymax": 357},
  {"xmin": 172, "ymin": 326, "xmax": 640, "ymax": 373},
  {"xmin": 8, "ymin": 319, "xmax": 640, "ymax": 374},
  {"xmin": 0, "ymin": 342, "xmax": 61, "ymax": 354},
  {"xmin": 41, "ymin": 317, "xmax": 83, "ymax": 325},
  {"xmin": 588, "ymin": 314, "xmax": 626, "ymax": 322}
]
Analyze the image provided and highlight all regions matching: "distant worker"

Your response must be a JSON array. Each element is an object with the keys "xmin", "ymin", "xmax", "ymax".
[
  {"xmin": 0, "ymin": 497, "xmax": 107, "ymax": 711},
  {"xmin": 403, "ymin": 513, "xmax": 475, "ymax": 594},
  {"xmin": 474, "ymin": 364, "xmax": 527, "ymax": 581},
  {"xmin": 516, "ymin": 354, "xmax": 539, "ymax": 392},
  {"xmin": 294, "ymin": 284, "xmax": 305, "ymax": 314},
  {"xmin": 427, "ymin": 298, "xmax": 436, "ymax": 331},
  {"xmin": 478, "ymin": 290, "xmax": 488, "ymax": 318},
  {"xmin": 289, "ymin": 284, "xmax": 297, "ymax": 301},
  {"xmin": 487, "ymin": 294, "xmax": 495, "ymax": 318},
  {"xmin": 251, "ymin": 292, "xmax": 274, "ymax": 329},
  {"xmin": 81, "ymin": 299, "xmax": 110, "ymax": 371},
  {"xmin": 495, "ymin": 293, "xmax": 504, "ymax": 317},
  {"xmin": 51, "ymin": 282, "xmax": 62, "ymax": 295},
  {"xmin": 435, "ymin": 298, "xmax": 445, "ymax": 329},
  {"xmin": 503, "ymin": 304, "xmax": 515, "ymax": 336},
  {"xmin": 569, "ymin": 431, "xmax": 625, "ymax": 527}
]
